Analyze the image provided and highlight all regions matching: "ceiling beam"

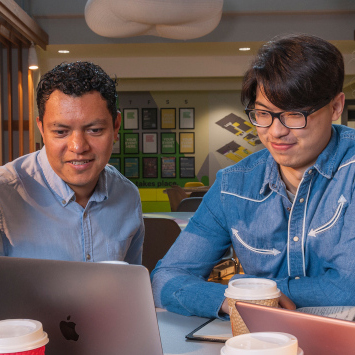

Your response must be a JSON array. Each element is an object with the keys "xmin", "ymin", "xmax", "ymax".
[{"xmin": 0, "ymin": 0, "xmax": 48, "ymax": 49}]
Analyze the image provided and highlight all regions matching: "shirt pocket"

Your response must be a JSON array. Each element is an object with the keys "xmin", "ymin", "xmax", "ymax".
[{"xmin": 308, "ymin": 195, "xmax": 347, "ymax": 237}]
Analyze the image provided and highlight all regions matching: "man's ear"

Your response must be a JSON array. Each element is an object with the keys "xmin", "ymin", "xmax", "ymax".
[
  {"xmin": 114, "ymin": 111, "xmax": 121, "ymax": 137},
  {"xmin": 331, "ymin": 92, "xmax": 345, "ymax": 122},
  {"xmin": 36, "ymin": 116, "xmax": 45, "ymax": 143}
]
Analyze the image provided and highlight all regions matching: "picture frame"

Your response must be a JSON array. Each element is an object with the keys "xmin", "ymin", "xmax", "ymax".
[
  {"xmin": 179, "ymin": 132, "xmax": 195, "ymax": 154},
  {"xmin": 123, "ymin": 108, "xmax": 139, "ymax": 130},
  {"xmin": 143, "ymin": 157, "xmax": 158, "ymax": 178},
  {"xmin": 160, "ymin": 108, "xmax": 176, "ymax": 129},
  {"xmin": 142, "ymin": 132, "xmax": 158, "ymax": 154},
  {"xmin": 161, "ymin": 157, "xmax": 176, "ymax": 178},
  {"xmin": 124, "ymin": 157, "xmax": 139, "ymax": 179},
  {"xmin": 179, "ymin": 157, "xmax": 195, "ymax": 178},
  {"xmin": 161, "ymin": 132, "xmax": 176, "ymax": 154},
  {"xmin": 124, "ymin": 133, "xmax": 139, "ymax": 154},
  {"xmin": 112, "ymin": 133, "xmax": 120, "ymax": 154},
  {"xmin": 108, "ymin": 155, "xmax": 121, "ymax": 172},
  {"xmin": 142, "ymin": 108, "xmax": 158, "ymax": 129},
  {"xmin": 179, "ymin": 108, "xmax": 195, "ymax": 129}
]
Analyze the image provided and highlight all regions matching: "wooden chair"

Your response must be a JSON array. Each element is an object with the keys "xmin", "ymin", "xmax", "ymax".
[
  {"xmin": 176, "ymin": 197, "xmax": 203, "ymax": 212},
  {"xmin": 166, "ymin": 185, "xmax": 189, "ymax": 212},
  {"xmin": 142, "ymin": 217, "xmax": 181, "ymax": 273}
]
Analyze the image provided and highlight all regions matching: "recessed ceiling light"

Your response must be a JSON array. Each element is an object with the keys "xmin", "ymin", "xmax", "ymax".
[
  {"xmin": 239, "ymin": 47, "xmax": 251, "ymax": 51},
  {"xmin": 58, "ymin": 50, "xmax": 70, "ymax": 54}
]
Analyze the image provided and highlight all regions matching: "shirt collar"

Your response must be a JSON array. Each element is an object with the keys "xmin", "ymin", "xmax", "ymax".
[
  {"xmin": 260, "ymin": 126, "xmax": 339, "ymax": 195},
  {"xmin": 38, "ymin": 146, "xmax": 108, "ymax": 205}
]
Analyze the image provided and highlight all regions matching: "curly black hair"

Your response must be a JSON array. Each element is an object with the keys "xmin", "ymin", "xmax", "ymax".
[{"xmin": 36, "ymin": 61, "xmax": 118, "ymax": 124}]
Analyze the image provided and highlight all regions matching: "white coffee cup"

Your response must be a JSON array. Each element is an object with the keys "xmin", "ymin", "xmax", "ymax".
[
  {"xmin": 220, "ymin": 332, "xmax": 304, "ymax": 355},
  {"xmin": 224, "ymin": 278, "xmax": 281, "ymax": 336},
  {"xmin": 224, "ymin": 278, "xmax": 281, "ymax": 300},
  {"xmin": 0, "ymin": 319, "xmax": 49, "ymax": 354}
]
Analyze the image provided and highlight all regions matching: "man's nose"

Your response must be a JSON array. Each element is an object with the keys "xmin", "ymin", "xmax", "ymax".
[
  {"xmin": 68, "ymin": 132, "xmax": 89, "ymax": 153},
  {"xmin": 267, "ymin": 116, "xmax": 290, "ymax": 137}
]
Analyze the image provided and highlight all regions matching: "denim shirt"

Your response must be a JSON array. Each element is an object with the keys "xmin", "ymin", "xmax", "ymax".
[
  {"xmin": 151, "ymin": 125, "xmax": 355, "ymax": 319},
  {"xmin": 0, "ymin": 147, "xmax": 144, "ymax": 263}
]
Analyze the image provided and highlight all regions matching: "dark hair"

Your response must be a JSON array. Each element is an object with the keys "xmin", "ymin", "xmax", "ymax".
[
  {"xmin": 241, "ymin": 34, "xmax": 344, "ymax": 110},
  {"xmin": 36, "ymin": 61, "xmax": 118, "ymax": 123}
]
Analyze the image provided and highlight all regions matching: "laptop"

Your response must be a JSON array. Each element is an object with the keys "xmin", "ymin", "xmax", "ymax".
[
  {"xmin": 236, "ymin": 301, "xmax": 355, "ymax": 355},
  {"xmin": 0, "ymin": 257, "xmax": 163, "ymax": 355}
]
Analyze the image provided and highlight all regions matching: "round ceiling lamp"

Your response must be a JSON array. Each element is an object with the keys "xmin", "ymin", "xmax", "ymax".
[{"xmin": 85, "ymin": 0, "xmax": 224, "ymax": 40}]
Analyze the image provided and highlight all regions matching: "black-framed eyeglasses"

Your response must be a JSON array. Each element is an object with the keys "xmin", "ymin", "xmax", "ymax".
[{"xmin": 244, "ymin": 101, "xmax": 329, "ymax": 129}]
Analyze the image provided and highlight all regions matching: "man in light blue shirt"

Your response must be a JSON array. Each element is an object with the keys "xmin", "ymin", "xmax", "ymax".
[
  {"xmin": 152, "ymin": 34, "xmax": 355, "ymax": 318},
  {"xmin": 0, "ymin": 61, "xmax": 144, "ymax": 263}
]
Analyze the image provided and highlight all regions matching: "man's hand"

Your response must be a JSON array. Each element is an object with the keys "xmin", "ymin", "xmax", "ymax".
[
  {"xmin": 279, "ymin": 292, "xmax": 296, "ymax": 310},
  {"xmin": 219, "ymin": 292, "xmax": 296, "ymax": 316}
]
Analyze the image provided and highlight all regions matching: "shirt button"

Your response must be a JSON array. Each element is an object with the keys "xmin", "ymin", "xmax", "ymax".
[
  {"xmin": 62, "ymin": 200, "xmax": 66, "ymax": 205},
  {"xmin": 295, "ymin": 276, "xmax": 300, "ymax": 280},
  {"xmin": 287, "ymin": 207, "xmax": 291, "ymax": 211},
  {"xmin": 308, "ymin": 170, "xmax": 313, "ymax": 175},
  {"xmin": 83, "ymin": 212, "xmax": 87, "ymax": 218},
  {"xmin": 299, "ymin": 198, "xmax": 304, "ymax": 203},
  {"xmin": 293, "ymin": 236, "xmax": 299, "ymax": 242},
  {"xmin": 86, "ymin": 254, "xmax": 91, "ymax": 260}
]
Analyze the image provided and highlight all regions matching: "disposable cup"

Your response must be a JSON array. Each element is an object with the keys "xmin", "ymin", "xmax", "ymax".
[
  {"xmin": 0, "ymin": 319, "xmax": 49, "ymax": 354},
  {"xmin": 220, "ymin": 332, "xmax": 303, "ymax": 355},
  {"xmin": 224, "ymin": 278, "xmax": 280, "ymax": 336}
]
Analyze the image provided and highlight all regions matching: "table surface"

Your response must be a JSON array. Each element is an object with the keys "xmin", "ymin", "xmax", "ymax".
[
  {"xmin": 156, "ymin": 309, "xmax": 225, "ymax": 355},
  {"xmin": 143, "ymin": 212, "xmax": 194, "ymax": 230}
]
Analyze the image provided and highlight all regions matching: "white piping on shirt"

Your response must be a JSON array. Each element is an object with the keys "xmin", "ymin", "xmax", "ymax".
[
  {"xmin": 221, "ymin": 190, "xmax": 273, "ymax": 203},
  {"xmin": 301, "ymin": 178, "xmax": 313, "ymax": 277},
  {"xmin": 308, "ymin": 195, "xmax": 347, "ymax": 237},
  {"xmin": 232, "ymin": 228, "xmax": 281, "ymax": 255}
]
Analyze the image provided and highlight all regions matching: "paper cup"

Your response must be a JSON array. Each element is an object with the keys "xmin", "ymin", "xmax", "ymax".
[
  {"xmin": 220, "ymin": 332, "xmax": 303, "ymax": 355},
  {"xmin": 224, "ymin": 279, "xmax": 280, "ymax": 336},
  {"xmin": 0, "ymin": 319, "xmax": 49, "ymax": 354}
]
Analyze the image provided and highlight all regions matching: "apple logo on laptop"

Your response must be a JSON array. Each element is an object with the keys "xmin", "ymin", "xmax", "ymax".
[{"xmin": 60, "ymin": 315, "xmax": 79, "ymax": 341}]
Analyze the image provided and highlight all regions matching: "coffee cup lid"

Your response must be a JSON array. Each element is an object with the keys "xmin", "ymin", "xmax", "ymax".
[
  {"xmin": 224, "ymin": 278, "xmax": 280, "ymax": 300},
  {"xmin": 220, "ymin": 332, "xmax": 303, "ymax": 355},
  {"xmin": 0, "ymin": 319, "xmax": 49, "ymax": 353}
]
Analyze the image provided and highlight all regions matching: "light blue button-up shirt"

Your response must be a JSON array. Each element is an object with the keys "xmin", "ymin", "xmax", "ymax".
[
  {"xmin": 152, "ymin": 125, "xmax": 355, "ymax": 319},
  {"xmin": 0, "ymin": 147, "xmax": 144, "ymax": 264}
]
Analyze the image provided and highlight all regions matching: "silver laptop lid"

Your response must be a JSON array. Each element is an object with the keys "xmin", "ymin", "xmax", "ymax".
[
  {"xmin": 0, "ymin": 257, "xmax": 163, "ymax": 355},
  {"xmin": 236, "ymin": 301, "xmax": 355, "ymax": 355}
]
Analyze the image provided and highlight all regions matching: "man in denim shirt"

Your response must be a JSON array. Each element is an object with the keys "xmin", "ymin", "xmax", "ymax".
[
  {"xmin": 152, "ymin": 34, "xmax": 355, "ymax": 319},
  {"xmin": 0, "ymin": 62, "xmax": 144, "ymax": 263}
]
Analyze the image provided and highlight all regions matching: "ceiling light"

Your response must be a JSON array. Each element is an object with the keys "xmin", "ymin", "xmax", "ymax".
[
  {"xmin": 239, "ymin": 47, "xmax": 251, "ymax": 51},
  {"xmin": 28, "ymin": 43, "xmax": 38, "ymax": 70},
  {"xmin": 58, "ymin": 50, "xmax": 70, "ymax": 54}
]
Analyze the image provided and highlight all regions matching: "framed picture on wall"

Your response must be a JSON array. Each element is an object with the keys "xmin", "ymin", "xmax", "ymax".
[
  {"xmin": 109, "ymin": 155, "xmax": 121, "ymax": 172},
  {"xmin": 143, "ymin": 157, "xmax": 158, "ymax": 178},
  {"xmin": 179, "ymin": 132, "xmax": 195, "ymax": 154},
  {"xmin": 142, "ymin": 133, "xmax": 158, "ymax": 154},
  {"xmin": 123, "ymin": 108, "xmax": 139, "ymax": 130},
  {"xmin": 179, "ymin": 157, "xmax": 195, "ymax": 178},
  {"xmin": 124, "ymin": 133, "xmax": 139, "ymax": 154},
  {"xmin": 142, "ymin": 108, "xmax": 158, "ymax": 129},
  {"xmin": 112, "ymin": 133, "xmax": 120, "ymax": 154},
  {"xmin": 161, "ymin": 157, "xmax": 176, "ymax": 178},
  {"xmin": 179, "ymin": 108, "xmax": 195, "ymax": 129},
  {"xmin": 161, "ymin": 132, "xmax": 176, "ymax": 154},
  {"xmin": 160, "ymin": 108, "xmax": 176, "ymax": 129},
  {"xmin": 124, "ymin": 157, "xmax": 139, "ymax": 179}
]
